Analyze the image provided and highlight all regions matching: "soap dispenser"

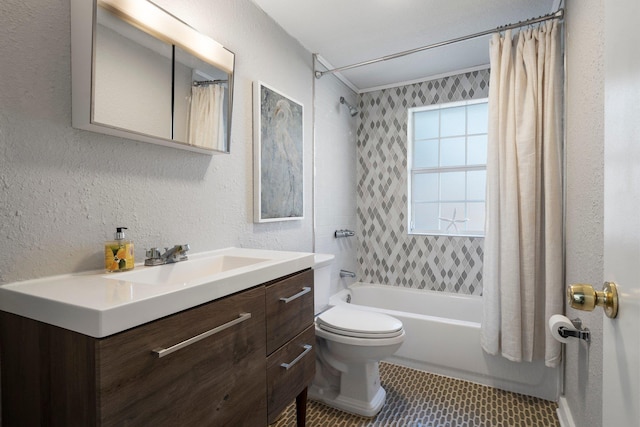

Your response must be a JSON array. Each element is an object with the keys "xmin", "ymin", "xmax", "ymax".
[{"xmin": 105, "ymin": 227, "xmax": 134, "ymax": 272}]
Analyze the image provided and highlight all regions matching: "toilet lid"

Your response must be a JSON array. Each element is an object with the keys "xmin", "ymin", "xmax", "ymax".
[{"xmin": 316, "ymin": 306, "xmax": 403, "ymax": 339}]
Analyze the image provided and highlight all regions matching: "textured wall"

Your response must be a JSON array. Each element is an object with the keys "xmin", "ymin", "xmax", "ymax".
[
  {"xmin": 0, "ymin": 0, "xmax": 314, "ymax": 284},
  {"xmin": 356, "ymin": 70, "xmax": 489, "ymax": 295},
  {"xmin": 563, "ymin": 0, "xmax": 605, "ymax": 425},
  {"xmin": 313, "ymin": 65, "xmax": 358, "ymax": 297},
  {"xmin": 0, "ymin": 0, "xmax": 607, "ymax": 421}
]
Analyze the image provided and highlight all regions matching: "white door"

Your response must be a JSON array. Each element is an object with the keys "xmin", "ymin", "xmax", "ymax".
[{"xmin": 602, "ymin": 0, "xmax": 640, "ymax": 425}]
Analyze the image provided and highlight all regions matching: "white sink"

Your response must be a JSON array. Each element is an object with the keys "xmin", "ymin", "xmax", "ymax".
[
  {"xmin": 108, "ymin": 254, "xmax": 270, "ymax": 286},
  {"xmin": 0, "ymin": 247, "xmax": 314, "ymax": 338}
]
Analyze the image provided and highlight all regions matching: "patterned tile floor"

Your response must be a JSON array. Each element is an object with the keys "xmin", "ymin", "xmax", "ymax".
[{"xmin": 273, "ymin": 362, "xmax": 559, "ymax": 427}]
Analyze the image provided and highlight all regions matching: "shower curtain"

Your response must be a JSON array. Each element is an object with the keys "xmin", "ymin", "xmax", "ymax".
[
  {"xmin": 188, "ymin": 84, "xmax": 225, "ymax": 151},
  {"xmin": 480, "ymin": 20, "xmax": 563, "ymax": 368}
]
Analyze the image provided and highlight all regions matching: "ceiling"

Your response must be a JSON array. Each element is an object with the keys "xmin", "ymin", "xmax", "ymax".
[{"xmin": 251, "ymin": 0, "xmax": 558, "ymax": 92}]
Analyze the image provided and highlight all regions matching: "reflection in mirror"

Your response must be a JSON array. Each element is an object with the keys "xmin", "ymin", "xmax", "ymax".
[
  {"xmin": 71, "ymin": 0, "xmax": 235, "ymax": 154},
  {"xmin": 94, "ymin": 6, "xmax": 173, "ymax": 139},
  {"xmin": 174, "ymin": 46, "xmax": 230, "ymax": 152},
  {"xmin": 188, "ymin": 81, "xmax": 226, "ymax": 151}
]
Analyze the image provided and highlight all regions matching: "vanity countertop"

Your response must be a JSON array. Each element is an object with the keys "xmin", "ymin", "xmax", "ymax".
[{"xmin": 0, "ymin": 247, "xmax": 314, "ymax": 338}]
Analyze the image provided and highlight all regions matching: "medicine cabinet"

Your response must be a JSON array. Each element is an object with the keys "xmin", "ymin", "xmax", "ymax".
[{"xmin": 71, "ymin": 0, "xmax": 235, "ymax": 154}]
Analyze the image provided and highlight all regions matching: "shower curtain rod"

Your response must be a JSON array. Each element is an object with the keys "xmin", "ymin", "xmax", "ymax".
[
  {"xmin": 314, "ymin": 8, "xmax": 564, "ymax": 79},
  {"xmin": 192, "ymin": 79, "xmax": 228, "ymax": 86}
]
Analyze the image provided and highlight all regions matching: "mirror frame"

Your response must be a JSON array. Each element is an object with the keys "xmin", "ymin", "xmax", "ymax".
[{"xmin": 71, "ymin": 0, "xmax": 235, "ymax": 154}]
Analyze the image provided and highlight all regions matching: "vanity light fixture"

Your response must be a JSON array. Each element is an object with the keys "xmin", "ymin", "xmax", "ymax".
[{"xmin": 98, "ymin": 0, "xmax": 234, "ymax": 73}]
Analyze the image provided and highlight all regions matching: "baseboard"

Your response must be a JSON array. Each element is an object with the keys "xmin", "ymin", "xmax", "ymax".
[{"xmin": 556, "ymin": 396, "xmax": 576, "ymax": 427}]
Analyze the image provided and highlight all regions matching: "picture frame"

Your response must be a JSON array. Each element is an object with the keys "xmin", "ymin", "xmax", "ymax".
[{"xmin": 253, "ymin": 81, "xmax": 304, "ymax": 223}]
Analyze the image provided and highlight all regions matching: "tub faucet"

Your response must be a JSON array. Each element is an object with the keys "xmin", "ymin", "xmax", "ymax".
[
  {"xmin": 335, "ymin": 229, "xmax": 355, "ymax": 238},
  {"xmin": 340, "ymin": 269, "xmax": 356, "ymax": 278},
  {"xmin": 145, "ymin": 244, "xmax": 190, "ymax": 266}
]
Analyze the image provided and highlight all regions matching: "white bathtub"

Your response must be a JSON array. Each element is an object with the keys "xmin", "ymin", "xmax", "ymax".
[{"xmin": 330, "ymin": 283, "xmax": 559, "ymax": 401}]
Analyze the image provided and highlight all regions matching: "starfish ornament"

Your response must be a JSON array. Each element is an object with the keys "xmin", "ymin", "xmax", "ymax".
[{"xmin": 439, "ymin": 208, "xmax": 469, "ymax": 233}]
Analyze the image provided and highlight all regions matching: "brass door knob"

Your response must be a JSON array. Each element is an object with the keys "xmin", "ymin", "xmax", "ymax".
[{"xmin": 567, "ymin": 282, "xmax": 619, "ymax": 318}]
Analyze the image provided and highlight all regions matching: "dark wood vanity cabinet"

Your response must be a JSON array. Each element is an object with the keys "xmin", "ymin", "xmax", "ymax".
[
  {"xmin": 265, "ymin": 269, "xmax": 316, "ymax": 424},
  {"xmin": 0, "ymin": 269, "xmax": 315, "ymax": 427},
  {"xmin": 97, "ymin": 286, "xmax": 267, "ymax": 426}
]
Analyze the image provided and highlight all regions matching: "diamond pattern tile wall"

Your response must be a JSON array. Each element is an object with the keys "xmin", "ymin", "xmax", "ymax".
[{"xmin": 356, "ymin": 69, "xmax": 490, "ymax": 295}]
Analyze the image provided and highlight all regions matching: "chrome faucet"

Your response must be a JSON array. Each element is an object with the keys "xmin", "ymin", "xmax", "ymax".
[
  {"xmin": 145, "ymin": 244, "xmax": 190, "ymax": 266},
  {"xmin": 335, "ymin": 229, "xmax": 355, "ymax": 238},
  {"xmin": 340, "ymin": 269, "xmax": 356, "ymax": 278}
]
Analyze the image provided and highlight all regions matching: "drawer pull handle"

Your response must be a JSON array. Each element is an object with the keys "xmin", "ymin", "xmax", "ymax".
[
  {"xmin": 152, "ymin": 312, "xmax": 252, "ymax": 358},
  {"xmin": 279, "ymin": 286, "xmax": 311, "ymax": 303},
  {"xmin": 280, "ymin": 344, "xmax": 313, "ymax": 370}
]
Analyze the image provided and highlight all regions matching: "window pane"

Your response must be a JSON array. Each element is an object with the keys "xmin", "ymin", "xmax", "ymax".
[
  {"xmin": 414, "ymin": 110, "xmax": 439, "ymax": 140},
  {"xmin": 408, "ymin": 99, "xmax": 488, "ymax": 236},
  {"xmin": 413, "ymin": 173, "xmax": 438, "ymax": 202},
  {"xmin": 440, "ymin": 171, "xmax": 465, "ymax": 201},
  {"xmin": 467, "ymin": 102, "xmax": 488, "ymax": 134},
  {"xmin": 440, "ymin": 137, "xmax": 465, "ymax": 166},
  {"xmin": 466, "ymin": 202, "xmax": 485, "ymax": 233},
  {"xmin": 440, "ymin": 106, "xmax": 466, "ymax": 137},
  {"xmin": 467, "ymin": 135, "xmax": 487, "ymax": 165},
  {"xmin": 439, "ymin": 202, "xmax": 466, "ymax": 233},
  {"xmin": 413, "ymin": 203, "xmax": 439, "ymax": 230},
  {"xmin": 413, "ymin": 139, "xmax": 438, "ymax": 168},
  {"xmin": 467, "ymin": 170, "xmax": 486, "ymax": 200}
]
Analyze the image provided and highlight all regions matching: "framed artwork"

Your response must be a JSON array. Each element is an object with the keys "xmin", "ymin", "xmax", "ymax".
[{"xmin": 253, "ymin": 81, "xmax": 304, "ymax": 222}]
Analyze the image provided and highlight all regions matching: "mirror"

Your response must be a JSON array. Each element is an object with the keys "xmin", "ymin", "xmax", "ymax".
[{"xmin": 71, "ymin": 0, "xmax": 235, "ymax": 154}]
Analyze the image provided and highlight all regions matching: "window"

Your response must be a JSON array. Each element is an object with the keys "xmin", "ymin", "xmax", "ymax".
[{"xmin": 408, "ymin": 99, "xmax": 488, "ymax": 236}]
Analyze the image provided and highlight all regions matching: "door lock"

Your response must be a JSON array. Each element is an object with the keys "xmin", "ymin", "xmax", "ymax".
[{"xmin": 567, "ymin": 282, "xmax": 619, "ymax": 318}]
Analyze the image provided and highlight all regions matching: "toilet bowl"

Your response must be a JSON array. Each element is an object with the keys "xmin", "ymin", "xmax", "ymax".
[{"xmin": 309, "ymin": 254, "xmax": 405, "ymax": 417}]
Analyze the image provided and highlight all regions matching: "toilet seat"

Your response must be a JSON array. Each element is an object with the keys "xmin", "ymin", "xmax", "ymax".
[{"xmin": 316, "ymin": 306, "xmax": 404, "ymax": 339}]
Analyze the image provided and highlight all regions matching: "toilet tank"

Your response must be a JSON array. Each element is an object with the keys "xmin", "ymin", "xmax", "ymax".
[{"xmin": 313, "ymin": 253, "xmax": 335, "ymax": 314}]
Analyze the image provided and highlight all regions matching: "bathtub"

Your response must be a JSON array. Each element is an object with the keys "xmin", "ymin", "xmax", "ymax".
[{"xmin": 330, "ymin": 283, "xmax": 559, "ymax": 401}]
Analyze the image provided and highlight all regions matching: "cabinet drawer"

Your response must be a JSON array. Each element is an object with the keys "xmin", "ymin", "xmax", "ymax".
[
  {"xmin": 266, "ymin": 269, "xmax": 314, "ymax": 354},
  {"xmin": 266, "ymin": 325, "xmax": 316, "ymax": 424},
  {"xmin": 97, "ymin": 286, "xmax": 267, "ymax": 427}
]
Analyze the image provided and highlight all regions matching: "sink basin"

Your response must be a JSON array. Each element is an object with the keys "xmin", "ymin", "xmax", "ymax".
[
  {"xmin": 0, "ymin": 247, "xmax": 314, "ymax": 338},
  {"xmin": 109, "ymin": 254, "xmax": 270, "ymax": 286}
]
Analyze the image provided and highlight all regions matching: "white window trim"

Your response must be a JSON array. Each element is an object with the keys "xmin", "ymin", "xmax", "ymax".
[{"xmin": 407, "ymin": 98, "xmax": 488, "ymax": 237}]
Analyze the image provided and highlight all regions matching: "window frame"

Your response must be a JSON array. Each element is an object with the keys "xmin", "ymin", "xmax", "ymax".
[{"xmin": 407, "ymin": 98, "xmax": 488, "ymax": 237}]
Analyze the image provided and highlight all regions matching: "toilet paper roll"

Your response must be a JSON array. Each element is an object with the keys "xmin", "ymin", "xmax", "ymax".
[{"xmin": 549, "ymin": 314, "xmax": 575, "ymax": 343}]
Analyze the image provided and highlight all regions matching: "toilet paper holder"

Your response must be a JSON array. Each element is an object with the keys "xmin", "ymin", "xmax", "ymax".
[{"xmin": 558, "ymin": 318, "xmax": 591, "ymax": 343}]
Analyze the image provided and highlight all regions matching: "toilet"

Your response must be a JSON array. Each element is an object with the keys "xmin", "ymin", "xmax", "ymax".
[{"xmin": 309, "ymin": 254, "xmax": 405, "ymax": 417}]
